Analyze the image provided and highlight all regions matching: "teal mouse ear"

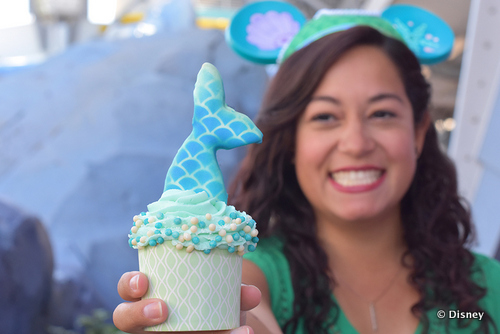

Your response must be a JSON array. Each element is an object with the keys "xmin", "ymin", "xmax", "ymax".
[
  {"xmin": 225, "ymin": 1, "xmax": 307, "ymax": 64},
  {"xmin": 381, "ymin": 4, "xmax": 454, "ymax": 65}
]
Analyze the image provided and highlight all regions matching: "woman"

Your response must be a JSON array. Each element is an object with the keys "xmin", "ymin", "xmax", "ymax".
[{"xmin": 113, "ymin": 26, "xmax": 500, "ymax": 333}]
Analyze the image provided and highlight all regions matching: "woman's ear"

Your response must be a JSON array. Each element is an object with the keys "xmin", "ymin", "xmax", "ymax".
[{"xmin": 415, "ymin": 111, "xmax": 431, "ymax": 157}]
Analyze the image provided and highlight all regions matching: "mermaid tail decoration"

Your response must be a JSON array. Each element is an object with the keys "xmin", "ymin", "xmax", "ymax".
[{"xmin": 164, "ymin": 63, "xmax": 263, "ymax": 203}]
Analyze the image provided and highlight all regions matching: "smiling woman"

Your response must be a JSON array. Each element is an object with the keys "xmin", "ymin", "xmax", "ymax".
[{"xmin": 230, "ymin": 27, "xmax": 500, "ymax": 333}]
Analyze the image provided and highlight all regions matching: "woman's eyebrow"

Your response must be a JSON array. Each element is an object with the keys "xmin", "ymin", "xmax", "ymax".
[
  {"xmin": 310, "ymin": 96, "xmax": 340, "ymax": 104},
  {"xmin": 368, "ymin": 93, "xmax": 404, "ymax": 104},
  {"xmin": 311, "ymin": 93, "xmax": 404, "ymax": 105}
]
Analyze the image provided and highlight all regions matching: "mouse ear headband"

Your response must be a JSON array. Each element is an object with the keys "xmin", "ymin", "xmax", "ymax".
[{"xmin": 226, "ymin": 1, "xmax": 454, "ymax": 65}]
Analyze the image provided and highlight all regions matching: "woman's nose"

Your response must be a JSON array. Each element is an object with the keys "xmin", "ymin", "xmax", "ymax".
[{"xmin": 337, "ymin": 118, "xmax": 375, "ymax": 156}]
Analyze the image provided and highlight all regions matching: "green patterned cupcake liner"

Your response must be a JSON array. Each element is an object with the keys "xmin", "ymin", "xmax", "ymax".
[{"xmin": 139, "ymin": 243, "xmax": 242, "ymax": 331}]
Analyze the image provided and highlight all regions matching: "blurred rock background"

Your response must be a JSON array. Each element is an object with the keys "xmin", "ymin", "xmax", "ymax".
[{"xmin": 0, "ymin": 1, "xmax": 267, "ymax": 331}]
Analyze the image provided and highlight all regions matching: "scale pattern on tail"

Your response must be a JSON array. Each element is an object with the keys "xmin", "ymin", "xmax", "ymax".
[{"xmin": 164, "ymin": 63, "xmax": 263, "ymax": 203}]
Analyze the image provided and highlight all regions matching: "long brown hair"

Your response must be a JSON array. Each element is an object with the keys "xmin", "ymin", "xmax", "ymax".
[{"xmin": 230, "ymin": 26, "xmax": 496, "ymax": 333}]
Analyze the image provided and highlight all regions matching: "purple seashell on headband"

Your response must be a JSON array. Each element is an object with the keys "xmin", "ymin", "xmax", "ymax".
[{"xmin": 246, "ymin": 11, "xmax": 300, "ymax": 51}]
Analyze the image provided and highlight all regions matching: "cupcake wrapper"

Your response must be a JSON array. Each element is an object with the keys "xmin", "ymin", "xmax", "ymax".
[{"xmin": 139, "ymin": 243, "xmax": 242, "ymax": 331}]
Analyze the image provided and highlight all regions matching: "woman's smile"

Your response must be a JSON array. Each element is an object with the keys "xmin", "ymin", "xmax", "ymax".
[{"xmin": 329, "ymin": 167, "xmax": 386, "ymax": 193}]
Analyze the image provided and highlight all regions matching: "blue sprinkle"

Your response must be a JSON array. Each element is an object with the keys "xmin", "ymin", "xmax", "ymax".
[
  {"xmin": 248, "ymin": 245, "xmax": 256, "ymax": 252},
  {"xmin": 209, "ymin": 240, "xmax": 217, "ymax": 248},
  {"xmin": 239, "ymin": 230, "xmax": 245, "ymax": 237},
  {"xmin": 240, "ymin": 216, "xmax": 246, "ymax": 222},
  {"xmin": 228, "ymin": 246, "xmax": 235, "ymax": 253},
  {"xmin": 245, "ymin": 234, "xmax": 252, "ymax": 241},
  {"xmin": 155, "ymin": 222, "xmax": 163, "ymax": 229},
  {"xmin": 155, "ymin": 230, "xmax": 161, "ymax": 234},
  {"xmin": 252, "ymin": 236, "xmax": 259, "ymax": 243},
  {"xmin": 128, "ymin": 238, "xmax": 134, "ymax": 247},
  {"xmin": 158, "ymin": 237, "xmax": 164, "ymax": 244},
  {"xmin": 140, "ymin": 212, "xmax": 146, "ymax": 216},
  {"xmin": 204, "ymin": 249, "xmax": 211, "ymax": 254},
  {"xmin": 233, "ymin": 233, "xmax": 240, "ymax": 241},
  {"xmin": 132, "ymin": 222, "xmax": 136, "ymax": 226},
  {"xmin": 165, "ymin": 229, "xmax": 172, "ymax": 236},
  {"xmin": 149, "ymin": 240, "xmax": 157, "ymax": 247},
  {"xmin": 248, "ymin": 220, "xmax": 255, "ymax": 227},
  {"xmin": 136, "ymin": 237, "xmax": 141, "ymax": 242},
  {"xmin": 144, "ymin": 218, "xmax": 149, "ymax": 224},
  {"xmin": 215, "ymin": 235, "xmax": 222, "ymax": 242},
  {"xmin": 174, "ymin": 218, "xmax": 182, "ymax": 225},
  {"xmin": 199, "ymin": 221, "xmax": 206, "ymax": 228},
  {"xmin": 192, "ymin": 237, "xmax": 200, "ymax": 244},
  {"xmin": 156, "ymin": 212, "xmax": 164, "ymax": 219},
  {"xmin": 218, "ymin": 220, "xmax": 225, "ymax": 226},
  {"xmin": 229, "ymin": 212, "xmax": 238, "ymax": 219},
  {"xmin": 172, "ymin": 231, "xmax": 180, "ymax": 239}
]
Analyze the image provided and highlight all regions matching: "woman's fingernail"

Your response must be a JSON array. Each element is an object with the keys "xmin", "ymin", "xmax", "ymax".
[
  {"xmin": 231, "ymin": 327, "xmax": 250, "ymax": 334},
  {"xmin": 144, "ymin": 302, "xmax": 163, "ymax": 319},
  {"xmin": 130, "ymin": 274, "xmax": 139, "ymax": 291}
]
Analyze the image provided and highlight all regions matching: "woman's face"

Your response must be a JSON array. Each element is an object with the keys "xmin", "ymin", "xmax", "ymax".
[{"xmin": 295, "ymin": 45, "xmax": 428, "ymax": 224}]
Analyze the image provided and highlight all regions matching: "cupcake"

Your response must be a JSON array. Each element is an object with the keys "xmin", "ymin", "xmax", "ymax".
[{"xmin": 128, "ymin": 62, "xmax": 262, "ymax": 331}]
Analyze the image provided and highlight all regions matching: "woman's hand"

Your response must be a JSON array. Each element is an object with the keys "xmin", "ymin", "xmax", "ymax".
[{"xmin": 113, "ymin": 271, "xmax": 261, "ymax": 334}]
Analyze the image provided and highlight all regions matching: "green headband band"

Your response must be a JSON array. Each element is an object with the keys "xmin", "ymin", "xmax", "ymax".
[
  {"xmin": 226, "ymin": 1, "xmax": 454, "ymax": 65},
  {"xmin": 279, "ymin": 10, "xmax": 405, "ymax": 63}
]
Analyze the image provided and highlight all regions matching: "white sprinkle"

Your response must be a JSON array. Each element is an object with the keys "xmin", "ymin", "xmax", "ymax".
[
  {"xmin": 186, "ymin": 245, "xmax": 194, "ymax": 253},
  {"xmin": 219, "ymin": 229, "xmax": 227, "ymax": 237},
  {"xmin": 176, "ymin": 243, "xmax": 183, "ymax": 250},
  {"xmin": 230, "ymin": 223, "xmax": 237, "ymax": 231},
  {"xmin": 190, "ymin": 225, "xmax": 198, "ymax": 233},
  {"xmin": 251, "ymin": 229, "xmax": 259, "ymax": 237},
  {"xmin": 224, "ymin": 217, "xmax": 231, "ymax": 224},
  {"xmin": 209, "ymin": 224, "xmax": 216, "ymax": 231},
  {"xmin": 131, "ymin": 226, "xmax": 138, "ymax": 233},
  {"xmin": 147, "ymin": 230, "xmax": 154, "ymax": 237},
  {"xmin": 191, "ymin": 217, "xmax": 199, "ymax": 225},
  {"xmin": 205, "ymin": 213, "xmax": 212, "ymax": 220},
  {"xmin": 244, "ymin": 226, "xmax": 251, "ymax": 233},
  {"xmin": 182, "ymin": 224, "xmax": 189, "ymax": 231},
  {"xmin": 226, "ymin": 235, "xmax": 234, "ymax": 243}
]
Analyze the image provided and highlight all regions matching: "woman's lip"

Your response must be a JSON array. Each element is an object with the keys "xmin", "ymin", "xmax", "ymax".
[
  {"xmin": 329, "ymin": 171, "xmax": 386, "ymax": 193},
  {"xmin": 331, "ymin": 165, "xmax": 384, "ymax": 173}
]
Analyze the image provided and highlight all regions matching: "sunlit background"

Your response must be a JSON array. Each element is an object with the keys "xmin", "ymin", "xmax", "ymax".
[
  {"xmin": 0, "ymin": 0, "xmax": 499, "ymax": 332},
  {"xmin": 0, "ymin": 0, "xmax": 465, "ymax": 146}
]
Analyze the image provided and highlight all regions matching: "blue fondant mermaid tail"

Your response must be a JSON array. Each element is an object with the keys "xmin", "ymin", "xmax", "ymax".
[{"xmin": 164, "ymin": 63, "xmax": 263, "ymax": 203}]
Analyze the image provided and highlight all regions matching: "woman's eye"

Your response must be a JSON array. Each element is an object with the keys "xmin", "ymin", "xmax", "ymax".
[
  {"xmin": 312, "ymin": 113, "xmax": 337, "ymax": 122},
  {"xmin": 372, "ymin": 110, "xmax": 396, "ymax": 118}
]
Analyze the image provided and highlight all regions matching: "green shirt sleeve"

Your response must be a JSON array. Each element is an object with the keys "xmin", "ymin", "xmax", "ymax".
[
  {"xmin": 243, "ymin": 236, "xmax": 295, "ymax": 328},
  {"xmin": 471, "ymin": 252, "xmax": 500, "ymax": 327}
]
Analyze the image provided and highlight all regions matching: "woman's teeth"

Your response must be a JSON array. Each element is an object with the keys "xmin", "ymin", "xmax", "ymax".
[{"xmin": 331, "ymin": 170, "xmax": 382, "ymax": 186}]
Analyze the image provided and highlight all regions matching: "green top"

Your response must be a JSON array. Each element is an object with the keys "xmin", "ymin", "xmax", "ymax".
[{"xmin": 244, "ymin": 237, "xmax": 500, "ymax": 333}]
